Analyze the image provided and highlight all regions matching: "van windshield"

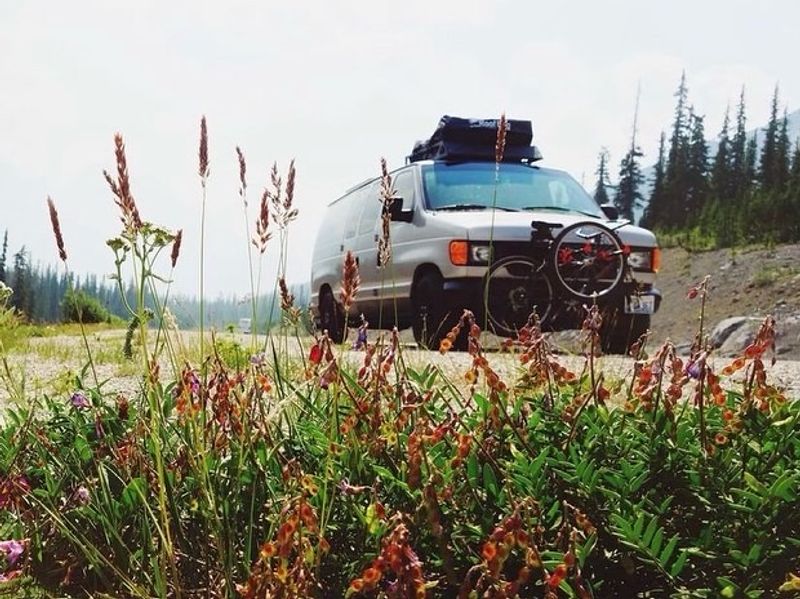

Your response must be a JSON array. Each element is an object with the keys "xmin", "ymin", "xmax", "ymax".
[{"xmin": 421, "ymin": 162, "xmax": 604, "ymax": 217}]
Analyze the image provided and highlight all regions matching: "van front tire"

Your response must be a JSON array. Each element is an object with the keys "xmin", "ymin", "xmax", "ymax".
[
  {"xmin": 319, "ymin": 289, "xmax": 346, "ymax": 343},
  {"xmin": 412, "ymin": 273, "xmax": 465, "ymax": 350}
]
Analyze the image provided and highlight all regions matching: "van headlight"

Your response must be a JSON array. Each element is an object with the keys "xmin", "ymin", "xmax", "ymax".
[
  {"xmin": 470, "ymin": 244, "xmax": 492, "ymax": 264},
  {"xmin": 628, "ymin": 248, "xmax": 660, "ymax": 272},
  {"xmin": 449, "ymin": 241, "xmax": 493, "ymax": 265}
]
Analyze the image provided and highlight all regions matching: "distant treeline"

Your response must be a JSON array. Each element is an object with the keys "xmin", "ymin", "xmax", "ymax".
[
  {"xmin": 595, "ymin": 72, "xmax": 800, "ymax": 247},
  {"xmin": 0, "ymin": 231, "xmax": 310, "ymax": 330}
]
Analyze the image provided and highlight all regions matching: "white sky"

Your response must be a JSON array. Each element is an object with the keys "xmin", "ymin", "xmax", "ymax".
[{"xmin": 1, "ymin": 0, "xmax": 797, "ymax": 297}]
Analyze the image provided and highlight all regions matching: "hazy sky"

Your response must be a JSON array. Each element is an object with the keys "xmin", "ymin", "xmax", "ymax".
[{"xmin": 1, "ymin": 0, "xmax": 797, "ymax": 297}]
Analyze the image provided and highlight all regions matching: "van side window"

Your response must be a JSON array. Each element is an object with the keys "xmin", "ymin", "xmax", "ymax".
[
  {"xmin": 343, "ymin": 189, "xmax": 363, "ymax": 239},
  {"xmin": 357, "ymin": 183, "xmax": 381, "ymax": 235},
  {"xmin": 393, "ymin": 171, "xmax": 415, "ymax": 210}
]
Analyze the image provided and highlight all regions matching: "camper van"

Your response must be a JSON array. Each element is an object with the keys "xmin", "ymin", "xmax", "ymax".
[{"xmin": 310, "ymin": 116, "xmax": 661, "ymax": 352}]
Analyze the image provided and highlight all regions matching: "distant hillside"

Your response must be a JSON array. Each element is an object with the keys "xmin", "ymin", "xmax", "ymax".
[{"xmin": 634, "ymin": 107, "xmax": 800, "ymax": 224}]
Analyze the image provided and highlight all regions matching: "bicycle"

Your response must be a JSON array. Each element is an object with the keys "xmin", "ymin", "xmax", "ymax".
[{"xmin": 484, "ymin": 218, "xmax": 632, "ymax": 336}]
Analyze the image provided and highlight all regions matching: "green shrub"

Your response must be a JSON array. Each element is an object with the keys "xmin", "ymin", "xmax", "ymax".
[{"xmin": 61, "ymin": 289, "xmax": 111, "ymax": 324}]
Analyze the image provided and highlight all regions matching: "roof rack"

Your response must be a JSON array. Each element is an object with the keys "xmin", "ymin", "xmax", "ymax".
[{"xmin": 407, "ymin": 116, "xmax": 543, "ymax": 164}]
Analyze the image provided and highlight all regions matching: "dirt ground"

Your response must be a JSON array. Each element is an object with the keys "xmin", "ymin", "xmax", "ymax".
[{"xmin": 651, "ymin": 244, "xmax": 800, "ymax": 350}]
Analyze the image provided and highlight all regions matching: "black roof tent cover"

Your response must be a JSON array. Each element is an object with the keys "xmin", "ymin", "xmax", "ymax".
[{"xmin": 407, "ymin": 115, "xmax": 543, "ymax": 164}]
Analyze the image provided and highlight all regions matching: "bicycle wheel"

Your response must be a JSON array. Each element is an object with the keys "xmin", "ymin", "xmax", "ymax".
[
  {"xmin": 484, "ymin": 256, "xmax": 553, "ymax": 336},
  {"xmin": 550, "ymin": 221, "xmax": 626, "ymax": 300}
]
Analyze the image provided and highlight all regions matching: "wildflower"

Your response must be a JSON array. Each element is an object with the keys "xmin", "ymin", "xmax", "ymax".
[
  {"xmin": 256, "ymin": 375, "xmax": 271, "ymax": 393},
  {"xmin": 0, "ymin": 539, "xmax": 25, "ymax": 568},
  {"xmin": 250, "ymin": 352, "xmax": 266, "ymax": 366},
  {"xmin": 70, "ymin": 390, "xmax": 90, "ymax": 409},
  {"xmin": 715, "ymin": 432, "xmax": 728, "ymax": 445},
  {"xmin": 684, "ymin": 351, "xmax": 707, "ymax": 380},
  {"xmin": 259, "ymin": 542, "xmax": 276, "ymax": 560},
  {"xmin": 687, "ymin": 287, "xmax": 699, "ymax": 299},
  {"xmin": 309, "ymin": 343, "xmax": 322, "ymax": 365},
  {"xmin": 73, "ymin": 485, "xmax": 91, "ymax": 506},
  {"xmin": 352, "ymin": 322, "xmax": 369, "ymax": 350},
  {"xmin": 482, "ymin": 541, "xmax": 498, "ymax": 561},
  {"xmin": 362, "ymin": 567, "xmax": 382, "ymax": 587}
]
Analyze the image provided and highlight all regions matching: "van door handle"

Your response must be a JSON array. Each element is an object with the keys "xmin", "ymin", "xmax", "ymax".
[{"xmin": 340, "ymin": 244, "xmax": 344, "ymax": 252}]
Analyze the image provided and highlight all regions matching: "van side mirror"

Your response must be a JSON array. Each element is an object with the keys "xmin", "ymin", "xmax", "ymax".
[
  {"xmin": 600, "ymin": 204, "xmax": 619, "ymax": 221},
  {"xmin": 389, "ymin": 197, "xmax": 414, "ymax": 223}
]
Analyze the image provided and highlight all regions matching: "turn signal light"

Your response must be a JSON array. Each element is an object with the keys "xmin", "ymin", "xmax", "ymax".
[
  {"xmin": 449, "ymin": 240, "xmax": 469, "ymax": 265},
  {"xmin": 651, "ymin": 247, "xmax": 662, "ymax": 273}
]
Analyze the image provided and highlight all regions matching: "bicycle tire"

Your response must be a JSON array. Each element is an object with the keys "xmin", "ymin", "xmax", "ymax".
[
  {"xmin": 549, "ymin": 220, "xmax": 627, "ymax": 301},
  {"xmin": 484, "ymin": 255, "xmax": 554, "ymax": 336}
]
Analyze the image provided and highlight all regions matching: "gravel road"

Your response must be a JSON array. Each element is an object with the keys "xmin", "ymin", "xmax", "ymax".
[{"xmin": 2, "ymin": 329, "xmax": 798, "ymax": 405}]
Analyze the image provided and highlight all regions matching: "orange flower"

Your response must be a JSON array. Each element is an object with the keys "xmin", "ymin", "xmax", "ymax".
[
  {"xmin": 257, "ymin": 374, "xmax": 271, "ymax": 392},
  {"xmin": 744, "ymin": 344, "xmax": 761, "ymax": 359},
  {"xmin": 259, "ymin": 541, "xmax": 276, "ymax": 560},
  {"xmin": 362, "ymin": 567, "xmax": 382, "ymax": 587},
  {"xmin": 464, "ymin": 369, "xmax": 476, "ymax": 384},
  {"xmin": 482, "ymin": 541, "xmax": 498, "ymax": 562},
  {"xmin": 715, "ymin": 432, "xmax": 728, "ymax": 445},
  {"xmin": 439, "ymin": 338, "xmax": 452, "ymax": 353}
]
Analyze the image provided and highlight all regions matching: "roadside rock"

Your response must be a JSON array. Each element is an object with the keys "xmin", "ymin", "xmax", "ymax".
[
  {"xmin": 711, "ymin": 314, "xmax": 800, "ymax": 358},
  {"xmin": 710, "ymin": 317, "xmax": 760, "ymax": 351}
]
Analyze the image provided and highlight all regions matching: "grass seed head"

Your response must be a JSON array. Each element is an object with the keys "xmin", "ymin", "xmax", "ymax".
[
  {"xmin": 495, "ymin": 112, "xmax": 508, "ymax": 163},
  {"xmin": 46, "ymin": 196, "xmax": 67, "ymax": 263},
  {"xmin": 199, "ymin": 115, "xmax": 209, "ymax": 181}
]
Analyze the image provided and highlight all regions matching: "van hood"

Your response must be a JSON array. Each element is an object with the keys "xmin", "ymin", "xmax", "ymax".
[{"xmin": 427, "ymin": 210, "xmax": 657, "ymax": 247}]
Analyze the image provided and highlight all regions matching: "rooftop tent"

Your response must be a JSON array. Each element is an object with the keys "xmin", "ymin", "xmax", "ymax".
[{"xmin": 407, "ymin": 115, "xmax": 543, "ymax": 164}]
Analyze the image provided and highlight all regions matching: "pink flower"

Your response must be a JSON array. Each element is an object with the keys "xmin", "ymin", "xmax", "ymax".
[
  {"xmin": 70, "ymin": 390, "xmax": 90, "ymax": 409},
  {"xmin": 0, "ymin": 539, "xmax": 25, "ymax": 568},
  {"xmin": 73, "ymin": 486, "xmax": 91, "ymax": 506}
]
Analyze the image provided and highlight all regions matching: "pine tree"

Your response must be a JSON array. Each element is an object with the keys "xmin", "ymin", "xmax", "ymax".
[
  {"xmin": 745, "ymin": 133, "xmax": 758, "ymax": 188},
  {"xmin": 685, "ymin": 109, "xmax": 709, "ymax": 222},
  {"xmin": 614, "ymin": 89, "xmax": 644, "ymax": 222},
  {"xmin": 593, "ymin": 148, "xmax": 612, "ymax": 205},
  {"xmin": 0, "ymin": 230, "xmax": 7, "ymax": 283},
  {"xmin": 759, "ymin": 85, "xmax": 780, "ymax": 190},
  {"xmin": 641, "ymin": 132, "xmax": 666, "ymax": 228},
  {"xmin": 775, "ymin": 109, "xmax": 791, "ymax": 190},
  {"xmin": 10, "ymin": 247, "xmax": 32, "ymax": 317},
  {"xmin": 662, "ymin": 72, "xmax": 691, "ymax": 228},
  {"xmin": 730, "ymin": 87, "xmax": 748, "ymax": 197},
  {"xmin": 711, "ymin": 105, "xmax": 732, "ymax": 199},
  {"xmin": 791, "ymin": 140, "xmax": 800, "ymax": 185}
]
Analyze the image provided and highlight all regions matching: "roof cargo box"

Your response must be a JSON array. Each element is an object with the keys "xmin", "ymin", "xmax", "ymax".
[{"xmin": 408, "ymin": 115, "xmax": 541, "ymax": 164}]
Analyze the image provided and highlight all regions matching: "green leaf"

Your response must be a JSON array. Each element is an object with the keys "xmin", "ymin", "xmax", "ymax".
[
  {"xmin": 651, "ymin": 528, "xmax": 664, "ymax": 557},
  {"xmin": 483, "ymin": 463, "xmax": 499, "ymax": 498},
  {"xmin": 643, "ymin": 517, "xmax": 658, "ymax": 546},
  {"xmin": 659, "ymin": 534, "xmax": 679, "ymax": 567},
  {"xmin": 467, "ymin": 452, "xmax": 479, "ymax": 486},
  {"xmin": 670, "ymin": 549, "xmax": 689, "ymax": 578},
  {"xmin": 121, "ymin": 477, "xmax": 147, "ymax": 512},
  {"xmin": 744, "ymin": 472, "xmax": 768, "ymax": 496}
]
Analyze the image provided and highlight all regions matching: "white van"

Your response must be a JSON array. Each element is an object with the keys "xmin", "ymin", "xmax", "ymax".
[{"xmin": 310, "ymin": 116, "xmax": 661, "ymax": 352}]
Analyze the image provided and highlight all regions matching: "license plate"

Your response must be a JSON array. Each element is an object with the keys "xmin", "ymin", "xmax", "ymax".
[{"xmin": 625, "ymin": 295, "xmax": 655, "ymax": 315}]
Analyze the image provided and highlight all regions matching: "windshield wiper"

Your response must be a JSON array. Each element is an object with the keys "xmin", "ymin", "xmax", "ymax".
[
  {"xmin": 520, "ymin": 206, "xmax": 601, "ymax": 218},
  {"xmin": 435, "ymin": 204, "xmax": 519, "ymax": 212}
]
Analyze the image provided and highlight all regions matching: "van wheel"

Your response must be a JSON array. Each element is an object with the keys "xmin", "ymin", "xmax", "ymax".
[
  {"xmin": 319, "ymin": 289, "xmax": 346, "ymax": 343},
  {"xmin": 412, "ymin": 273, "xmax": 464, "ymax": 350},
  {"xmin": 601, "ymin": 312, "xmax": 650, "ymax": 355}
]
